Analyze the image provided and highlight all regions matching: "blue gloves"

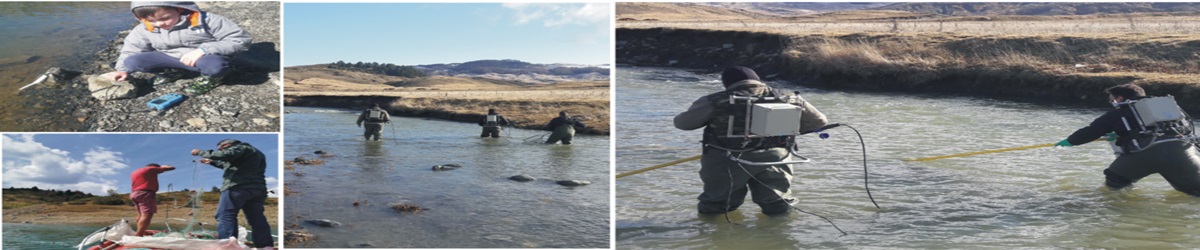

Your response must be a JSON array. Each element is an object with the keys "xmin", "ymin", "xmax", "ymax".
[
  {"xmin": 1105, "ymin": 132, "xmax": 1119, "ymax": 142},
  {"xmin": 1054, "ymin": 139, "xmax": 1072, "ymax": 147}
]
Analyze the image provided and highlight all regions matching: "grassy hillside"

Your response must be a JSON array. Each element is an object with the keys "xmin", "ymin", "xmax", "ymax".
[{"xmin": 284, "ymin": 66, "xmax": 611, "ymax": 134}]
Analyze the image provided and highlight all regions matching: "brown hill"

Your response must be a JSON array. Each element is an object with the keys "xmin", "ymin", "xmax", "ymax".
[
  {"xmin": 285, "ymin": 65, "xmax": 526, "ymax": 92},
  {"xmin": 876, "ymin": 3, "xmax": 1200, "ymax": 16},
  {"xmin": 616, "ymin": 2, "xmax": 763, "ymax": 21}
]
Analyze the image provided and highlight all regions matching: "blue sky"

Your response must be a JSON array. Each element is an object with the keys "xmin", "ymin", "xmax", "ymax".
[
  {"xmin": 2, "ymin": 134, "xmax": 279, "ymax": 196},
  {"xmin": 284, "ymin": 3, "xmax": 611, "ymax": 67}
]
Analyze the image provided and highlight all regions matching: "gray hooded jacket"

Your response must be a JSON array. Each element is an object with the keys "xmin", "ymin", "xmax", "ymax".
[{"xmin": 115, "ymin": 1, "xmax": 251, "ymax": 71}]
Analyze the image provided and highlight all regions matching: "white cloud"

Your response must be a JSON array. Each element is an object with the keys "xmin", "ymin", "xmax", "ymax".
[
  {"xmin": 2, "ymin": 135, "xmax": 129, "ymax": 195},
  {"xmin": 265, "ymin": 177, "xmax": 279, "ymax": 197},
  {"xmin": 503, "ymin": 3, "xmax": 610, "ymax": 27}
]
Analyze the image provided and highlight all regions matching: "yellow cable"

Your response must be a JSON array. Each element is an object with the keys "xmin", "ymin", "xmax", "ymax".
[
  {"xmin": 616, "ymin": 155, "xmax": 702, "ymax": 179},
  {"xmin": 904, "ymin": 139, "xmax": 1103, "ymax": 162}
]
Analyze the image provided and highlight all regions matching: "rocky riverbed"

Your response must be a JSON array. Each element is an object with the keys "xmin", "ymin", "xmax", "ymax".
[{"xmin": 18, "ymin": 1, "xmax": 280, "ymax": 132}]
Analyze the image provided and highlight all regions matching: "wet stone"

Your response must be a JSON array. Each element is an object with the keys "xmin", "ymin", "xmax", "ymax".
[
  {"xmin": 555, "ymin": 180, "xmax": 590, "ymax": 187},
  {"xmin": 304, "ymin": 219, "xmax": 341, "ymax": 228},
  {"xmin": 508, "ymin": 175, "xmax": 536, "ymax": 182}
]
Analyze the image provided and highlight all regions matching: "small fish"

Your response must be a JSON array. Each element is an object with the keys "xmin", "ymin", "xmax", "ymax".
[{"xmin": 17, "ymin": 73, "xmax": 48, "ymax": 92}]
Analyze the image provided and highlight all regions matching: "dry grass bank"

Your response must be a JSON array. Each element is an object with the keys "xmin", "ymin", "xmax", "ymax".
[
  {"xmin": 618, "ymin": 14, "xmax": 1200, "ymax": 110},
  {"xmin": 285, "ymin": 67, "xmax": 610, "ymax": 134}
]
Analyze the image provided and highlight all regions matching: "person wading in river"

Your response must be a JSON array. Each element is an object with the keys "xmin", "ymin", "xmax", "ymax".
[
  {"xmin": 130, "ymin": 163, "xmax": 176, "ymax": 236},
  {"xmin": 356, "ymin": 103, "xmax": 391, "ymax": 141},
  {"xmin": 545, "ymin": 111, "xmax": 586, "ymax": 144},
  {"xmin": 1054, "ymin": 83, "xmax": 1200, "ymax": 197},
  {"xmin": 478, "ymin": 108, "xmax": 510, "ymax": 138},
  {"xmin": 674, "ymin": 66, "xmax": 829, "ymax": 215}
]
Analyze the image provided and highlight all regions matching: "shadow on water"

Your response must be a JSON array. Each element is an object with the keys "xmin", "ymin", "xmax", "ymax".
[
  {"xmin": 0, "ymin": 2, "xmax": 130, "ymax": 131},
  {"xmin": 615, "ymin": 66, "xmax": 1200, "ymax": 248},
  {"xmin": 284, "ymin": 106, "xmax": 610, "ymax": 248}
]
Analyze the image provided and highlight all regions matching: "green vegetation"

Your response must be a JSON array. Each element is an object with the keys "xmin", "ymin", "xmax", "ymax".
[
  {"xmin": 3, "ymin": 187, "xmax": 95, "ymax": 208},
  {"xmin": 329, "ymin": 60, "xmax": 425, "ymax": 78}
]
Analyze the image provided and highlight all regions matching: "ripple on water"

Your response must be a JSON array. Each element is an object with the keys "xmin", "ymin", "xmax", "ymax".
[
  {"xmin": 616, "ymin": 67, "xmax": 1200, "ymax": 248},
  {"xmin": 285, "ymin": 107, "xmax": 610, "ymax": 248}
]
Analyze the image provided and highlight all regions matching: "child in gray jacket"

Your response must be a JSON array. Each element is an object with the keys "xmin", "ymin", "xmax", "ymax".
[{"xmin": 107, "ymin": 1, "xmax": 250, "ymax": 95}]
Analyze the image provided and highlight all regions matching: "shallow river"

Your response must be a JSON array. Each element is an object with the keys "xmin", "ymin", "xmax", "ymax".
[
  {"xmin": 283, "ymin": 106, "xmax": 611, "ymax": 248},
  {"xmin": 615, "ymin": 67, "xmax": 1200, "ymax": 248},
  {"xmin": 0, "ymin": 2, "xmax": 131, "ymax": 131}
]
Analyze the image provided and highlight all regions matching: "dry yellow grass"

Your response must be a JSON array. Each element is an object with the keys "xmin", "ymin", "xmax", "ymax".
[
  {"xmin": 285, "ymin": 67, "xmax": 611, "ymax": 134},
  {"xmin": 619, "ymin": 13, "xmax": 1200, "ymax": 39},
  {"xmin": 3, "ymin": 200, "xmax": 280, "ymax": 227}
]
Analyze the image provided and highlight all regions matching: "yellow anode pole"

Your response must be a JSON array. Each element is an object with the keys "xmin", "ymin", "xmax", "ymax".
[
  {"xmin": 616, "ymin": 155, "xmax": 702, "ymax": 179},
  {"xmin": 904, "ymin": 139, "xmax": 1103, "ymax": 162}
]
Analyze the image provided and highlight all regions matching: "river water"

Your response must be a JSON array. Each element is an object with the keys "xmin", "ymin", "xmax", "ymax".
[
  {"xmin": 0, "ymin": 2, "xmax": 132, "ymax": 131},
  {"xmin": 283, "ymin": 106, "xmax": 611, "ymax": 248},
  {"xmin": 615, "ymin": 67, "xmax": 1200, "ymax": 248}
]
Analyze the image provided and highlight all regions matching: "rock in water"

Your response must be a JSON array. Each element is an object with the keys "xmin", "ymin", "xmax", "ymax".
[
  {"xmin": 88, "ymin": 74, "xmax": 136, "ymax": 101},
  {"xmin": 556, "ymin": 180, "xmax": 590, "ymax": 187},
  {"xmin": 431, "ymin": 164, "xmax": 462, "ymax": 171},
  {"xmin": 304, "ymin": 219, "xmax": 341, "ymax": 228},
  {"xmin": 508, "ymin": 175, "xmax": 536, "ymax": 182}
]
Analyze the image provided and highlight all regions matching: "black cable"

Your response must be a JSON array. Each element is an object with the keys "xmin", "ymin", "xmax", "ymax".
[
  {"xmin": 840, "ymin": 124, "xmax": 881, "ymax": 209},
  {"xmin": 724, "ymin": 155, "xmax": 738, "ymax": 225}
]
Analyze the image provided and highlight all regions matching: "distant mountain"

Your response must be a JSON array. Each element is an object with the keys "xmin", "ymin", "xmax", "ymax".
[
  {"xmin": 695, "ymin": 2, "xmax": 890, "ymax": 16},
  {"xmin": 415, "ymin": 59, "xmax": 609, "ymax": 84},
  {"xmin": 617, "ymin": 2, "xmax": 887, "ymax": 19},
  {"xmin": 873, "ymin": 3, "xmax": 1200, "ymax": 16}
]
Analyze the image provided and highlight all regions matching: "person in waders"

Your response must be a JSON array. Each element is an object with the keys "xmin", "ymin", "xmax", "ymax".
[
  {"xmin": 356, "ymin": 103, "xmax": 391, "ymax": 141},
  {"xmin": 545, "ymin": 111, "xmax": 586, "ymax": 144},
  {"xmin": 478, "ymin": 108, "xmax": 509, "ymax": 138},
  {"xmin": 675, "ymin": 66, "xmax": 829, "ymax": 215},
  {"xmin": 1054, "ymin": 83, "xmax": 1200, "ymax": 197}
]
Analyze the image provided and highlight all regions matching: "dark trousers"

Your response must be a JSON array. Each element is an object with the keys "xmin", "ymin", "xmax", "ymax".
[
  {"xmin": 481, "ymin": 126, "xmax": 501, "ymax": 138},
  {"xmin": 123, "ymin": 51, "xmax": 228, "ymax": 77},
  {"xmin": 363, "ymin": 123, "xmax": 383, "ymax": 141},
  {"xmin": 1105, "ymin": 140, "xmax": 1200, "ymax": 196},
  {"xmin": 215, "ymin": 188, "xmax": 274, "ymax": 248},
  {"xmin": 698, "ymin": 147, "xmax": 795, "ymax": 215}
]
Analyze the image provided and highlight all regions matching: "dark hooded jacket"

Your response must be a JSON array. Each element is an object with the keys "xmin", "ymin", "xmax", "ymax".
[{"xmin": 195, "ymin": 139, "xmax": 267, "ymax": 191}]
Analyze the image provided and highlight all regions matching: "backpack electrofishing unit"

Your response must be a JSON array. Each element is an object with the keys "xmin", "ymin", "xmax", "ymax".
[
  {"xmin": 704, "ymin": 89, "xmax": 813, "ymax": 166},
  {"xmin": 485, "ymin": 114, "xmax": 499, "ymax": 127},
  {"xmin": 1113, "ymin": 95, "xmax": 1198, "ymax": 154},
  {"xmin": 366, "ymin": 109, "xmax": 387, "ymax": 123}
]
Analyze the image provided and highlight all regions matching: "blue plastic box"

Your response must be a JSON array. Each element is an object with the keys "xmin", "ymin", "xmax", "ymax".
[{"xmin": 147, "ymin": 93, "xmax": 185, "ymax": 111}]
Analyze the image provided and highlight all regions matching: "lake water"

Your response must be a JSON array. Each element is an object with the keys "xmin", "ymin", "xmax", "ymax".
[
  {"xmin": 615, "ymin": 67, "xmax": 1200, "ymax": 248},
  {"xmin": 3, "ymin": 223, "xmax": 100, "ymax": 249},
  {"xmin": 283, "ymin": 106, "xmax": 611, "ymax": 248},
  {"xmin": 0, "ymin": 2, "xmax": 131, "ymax": 131}
]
